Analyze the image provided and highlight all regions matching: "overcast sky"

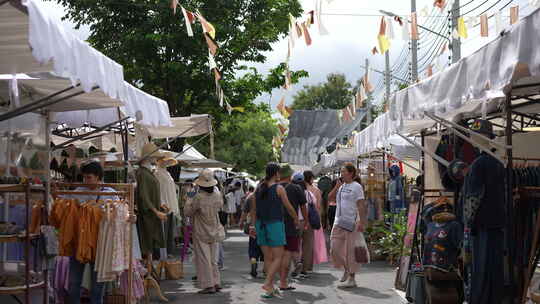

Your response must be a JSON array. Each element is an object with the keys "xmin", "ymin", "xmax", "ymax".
[{"xmin": 41, "ymin": 0, "xmax": 537, "ymax": 111}]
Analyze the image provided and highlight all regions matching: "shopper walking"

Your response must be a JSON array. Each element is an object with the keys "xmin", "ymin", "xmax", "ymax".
[
  {"xmin": 327, "ymin": 179, "xmax": 338, "ymax": 230},
  {"xmin": 251, "ymin": 163, "xmax": 299, "ymax": 298},
  {"xmin": 184, "ymin": 169, "xmax": 226, "ymax": 294},
  {"xmin": 328, "ymin": 162, "xmax": 368, "ymax": 288},
  {"xmin": 239, "ymin": 187, "xmax": 265, "ymax": 278},
  {"xmin": 304, "ymin": 171, "xmax": 328, "ymax": 268},
  {"xmin": 278, "ymin": 166, "xmax": 308, "ymax": 291}
]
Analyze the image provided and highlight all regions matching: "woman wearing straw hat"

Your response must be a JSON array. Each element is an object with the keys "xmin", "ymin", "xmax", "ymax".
[{"xmin": 184, "ymin": 169, "xmax": 226, "ymax": 294}]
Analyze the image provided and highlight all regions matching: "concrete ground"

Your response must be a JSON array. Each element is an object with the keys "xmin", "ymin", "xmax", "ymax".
[{"xmin": 154, "ymin": 229, "xmax": 405, "ymax": 304}]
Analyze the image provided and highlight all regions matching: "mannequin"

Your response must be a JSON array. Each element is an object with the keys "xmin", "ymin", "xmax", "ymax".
[
  {"xmin": 136, "ymin": 143, "xmax": 167, "ymax": 302},
  {"xmin": 387, "ymin": 164, "xmax": 404, "ymax": 213},
  {"xmin": 154, "ymin": 154, "xmax": 180, "ymax": 256},
  {"xmin": 460, "ymin": 119, "xmax": 506, "ymax": 304}
]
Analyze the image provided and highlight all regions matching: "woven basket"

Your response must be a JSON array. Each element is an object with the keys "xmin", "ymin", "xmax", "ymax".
[{"xmin": 165, "ymin": 260, "xmax": 183, "ymax": 280}]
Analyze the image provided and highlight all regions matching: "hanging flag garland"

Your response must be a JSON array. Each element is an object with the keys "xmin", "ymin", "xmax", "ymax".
[
  {"xmin": 181, "ymin": 5, "xmax": 195, "ymax": 37},
  {"xmin": 480, "ymin": 14, "xmax": 488, "ymax": 37},
  {"xmin": 510, "ymin": 5, "xmax": 519, "ymax": 25},
  {"xmin": 457, "ymin": 17, "xmax": 468, "ymax": 39}
]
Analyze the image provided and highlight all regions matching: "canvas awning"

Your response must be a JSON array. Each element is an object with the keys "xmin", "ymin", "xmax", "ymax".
[
  {"xmin": 0, "ymin": 0, "xmax": 171, "ymax": 127},
  {"xmin": 141, "ymin": 115, "xmax": 211, "ymax": 139}
]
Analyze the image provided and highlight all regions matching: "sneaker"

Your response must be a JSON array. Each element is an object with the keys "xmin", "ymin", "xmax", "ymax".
[
  {"xmin": 339, "ymin": 278, "xmax": 356, "ymax": 288},
  {"xmin": 291, "ymin": 272, "xmax": 298, "ymax": 278},
  {"xmin": 340, "ymin": 271, "xmax": 349, "ymax": 282}
]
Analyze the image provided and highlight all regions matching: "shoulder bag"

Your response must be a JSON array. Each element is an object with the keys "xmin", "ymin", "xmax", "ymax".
[{"xmin": 306, "ymin": 191, "xmax": 322, "ymax": 230}]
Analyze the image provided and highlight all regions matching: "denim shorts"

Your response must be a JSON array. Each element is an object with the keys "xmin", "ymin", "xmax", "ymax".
[{"xmin": 256, "ymin": 220, "xmax": 286, "ymax": 247}]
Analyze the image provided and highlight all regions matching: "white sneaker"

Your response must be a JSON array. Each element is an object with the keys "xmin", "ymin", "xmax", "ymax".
[
  {"xmin": 340, "ymin": 271, "xmax": 349, "ymax": 282},
  {"xmin": 339, "ymin": 278, "xmax": 356, "ymax": 288}
]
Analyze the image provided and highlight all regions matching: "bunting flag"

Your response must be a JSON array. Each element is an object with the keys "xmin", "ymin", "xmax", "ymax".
[
  {"xmin": 371, "ymin": 46, "xmax": 379, "ymax": 55},
  {"xmin": 356, "ymin": 81, "xmax": 366, "ymax": 108},
  {"xmin": 394, "ymin": 16, "xmax": 403, "ymax": 26},
  {"xmin": 289, "ymin": 14, "xmax": 299, "ymax": 41},
  {"xmin": 420, "ymin": 5, "xmax": 429, "ymax": 17},
  {"xmin": 225, "ymin": 100, "xmax": 233, "ymax": 115},
  {"xmin": 170, "ymin": 0, "xmax": 178, "ymax": 14},
  {"xmin": 342, "ymin": 106, "xmax": 352, "ymax": 122},
  {"xmin": 278, "ymin": 124, "xmax": 287, "ymax": 136},
  {"xmin": 316, "ymin": 0, "xmax": 329, "ymax": 35},
  {"xmin": 452, "ymin": 28, "xmax": 459, "ymax": 39},
  {"xmin": 386, "ymin": 17, "xmax": 395, "ymax": 40},
  {"xmin": 285, "ymin": 106, "xmax": 293, "ymax": 117},
  {"xmin": 377, "ymin": 34, "xmax": 391, "ymax": 54},
  {"xmin": 232, "ymin": 107, "xmax": 245, "ymax": 113},
  {"xmin": 277, "ymin": 96, "xmax": 288, "ymax": 118},
  {"xmin": 457, "ymin": 17, "xmax": 468, "ymax": 39},
  {"xmin": 379, "ymin": 16, "xmax": 386, "ymax": 36},
  {"xmin": 213, "ymin": 69, "xmax": 221, "ymax": 82},
  {"xmin": 440, "ymin": 42, "xmax": 447, "ymax": 55},
  {"xmin": 411, "ymin": 12, "xmax": 419, "ymax": 40},
  {"xmin": 434, "ymin": 0, "xmax": 446, "ymax": 9},
  {"xmin": 301, "ymin": 22, "xmax": 312, "ymax": 46},
  {"xmin": 204, "ymin": 33, "xmax": 218, "ymax": 55},
  {"xmin": 495, "ymin": 11, "xmax": 502, "ymax": 33},
  {"xmin": 284, "ymin": 68, "xmax": 292, "ymax": 89},
  {"xmin": 384, "ymin": 102, "xmax": 389, "ymax": 113},
  {"xmin": 295, "ymin": 22, "xmax": 303, "ymax": 38},
  {"xmin": 308, "ymin": 10, "xmax": 315, "ymax": 25},
  {"xmin": 181, "ymin": 5, "xmax": 195, "ymax": 37},
  {"xmin": 510, "ymin": 5, "xmax": 519, "ymax": 25},
  {"xmin": 219, "ymin": 88, "xmax": 224, "ymax": 107},
  {"xmin": 480, "ymin": 14, "xmax": 488, "ymax": 37},
  {"xmin": 401, "ymin": 18, "xmax": 410, "ymax": 40},
  {"xmin": 427, "ymin": 65, "xmax": 433, "ymax": 77},
  {"xmin": 208, "ymin": 52, "xmax": 221, "ymax": 81},
  {"xmin": 196, "ymin": 10, "xmax": 216, "ymax": 39},
  {"xmin": 364, "ymin": 74, "xmax": 373, "ymax": 92}
]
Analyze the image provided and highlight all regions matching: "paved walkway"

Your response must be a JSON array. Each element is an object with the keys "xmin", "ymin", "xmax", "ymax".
[{"xmin": 155, "ymin": 230, "xmax": 404, "ymax": 304}]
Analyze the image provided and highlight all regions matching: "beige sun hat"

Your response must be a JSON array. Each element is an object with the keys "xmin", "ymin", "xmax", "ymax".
[
  {"xmin": 141, "ymin": 142, "xmax": 162, "ymax": 159},
  {"xmin": 157, "ymin": 151, "xmax": 178, "ymax": 167},
  {"xmin": 195, "ymin": 169, "xmax": 218, "ymax": 187}
]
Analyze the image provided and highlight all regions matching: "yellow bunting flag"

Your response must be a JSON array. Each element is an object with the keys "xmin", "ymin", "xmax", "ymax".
[
  {"xmin": 377, "ymin": 34, "xmax": 390, "ymax": 54},
  {"xmin": 480, "ymin": 14, "xmax": 488, "ymax": 37},
  {"xmin": 457, "ymin": 17, "xmax": 468, "ymax": 39},
  {"xmin": 232, "ymin": 107, "xmax": 245, "ymax": 113},
  {"xmin": 510, "ymin": 5, "xmax": 519, "ymax": 25},
  {"xmin": 285, "ymin": 106, "xmax": 293, "ymax": 118},
  {"xmin": 196, "ymin": 11, "xmax": 216, "ymax": 39}
]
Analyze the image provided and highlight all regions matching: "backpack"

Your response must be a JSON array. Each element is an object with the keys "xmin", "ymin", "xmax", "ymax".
[{"xmin": 306, "ymin": 190, "xmax": 321, "ymax": 230}]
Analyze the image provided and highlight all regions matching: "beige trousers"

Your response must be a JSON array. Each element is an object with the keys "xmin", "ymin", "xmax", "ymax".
[{"xmin": 193, "ymin": 239, "xmax": 221, "ymax": 289}]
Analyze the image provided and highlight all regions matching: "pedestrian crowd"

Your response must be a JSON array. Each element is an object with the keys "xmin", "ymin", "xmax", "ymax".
[{"xmin": 184, "ymin": 162, "xmax": 369, "ymax": 298}]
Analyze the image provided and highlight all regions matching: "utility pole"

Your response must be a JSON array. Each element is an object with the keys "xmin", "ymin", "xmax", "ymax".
[
  {"xmin": 410, "ymin": 0, "xmax": 418, "ymax": 82},
  {"xmin": 451, "ymin": 0, "xmax": 461, "ymax": 63}
]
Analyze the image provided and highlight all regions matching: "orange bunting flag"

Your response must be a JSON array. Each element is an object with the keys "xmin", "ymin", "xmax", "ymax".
[
  {"xmin": 342, "ymin": 107, "xmax": 352, "ymax": 122},
  {"xmin": 278, "ymin": 124, "xmax": 287, "ymax": 136},
  {"xmin": 384, "ymin": 103, "xmax": 389, "ymax": 113},
  {"xmin": 411, "ymin": 12, "xmax": 419, "ymax": 40},
  {"xmin": 434, "ymin": 0, "xmax": 446, "ymax": 9},
  {"xmin": 301, "ymin": 22, "xmax": 312, "ymax": 46},
  {"xmin": 181, "ymin": 6, "xmax": 195, "ymax": 37},
  {"xmin": 379, "ymin": 17, "xmax": 387, "ymax": 36},
  {"xmin": 364, "ymin": 75, "xmax": 373, "ymax": 93},
  {"xmin": 284, "ymin": 69, "xmax": 292, "ymax": 89},
  {"xmin": 285, "ymin": 106, "xmax": 293, "ymax": 117},
  {"xmin": 510, "ymin": 5, "xmax": 519, "ymax": 25},
  {"xmin": 427, "ymin": 65, "xmax": 433, "ymax": 77},
  {"xmin": 277, "ymin": 96, "xmax": 287, "ymax": 117},
  {"xmin": 170, "ymin": 0, "xmax": 178, "ymax": 14},
  {"xmin": 440, "ymin": 42, "xmax": 447, "ymax": 55},
  {"xmin": 480, "ymin": 14, "xmax": 488, "ymax": 37},
  {"xmin": 204, "ymin": 33, "xmax": 218, "ymax": 56},
  {"xmin": 372, "ymin": 46, "xmax": 379, "ymax": 55},
  {"xmin": 196, "ymin": 11, "xmax": 216, "ymax": 39}
]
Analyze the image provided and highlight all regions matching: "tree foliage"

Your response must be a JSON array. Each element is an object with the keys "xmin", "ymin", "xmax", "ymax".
[
  {"xmin": 291, "ymin": 73, "xmax": 352, "ymax": 110},
  {"xmin": 54, "ymin": 0, "xmax": 307, "ymax": 175}
]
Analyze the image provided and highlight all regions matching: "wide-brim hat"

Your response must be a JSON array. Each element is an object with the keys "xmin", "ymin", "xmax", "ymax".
[
  {"xmin": 195, "ymin": 169, "xmax": 218, "ymax": 187},
  {"xmin": 141, "ymin": 143, "xmax": 162, "ymax": 159},
  {"xmin": 157, "ymin": 152, "xmax": 178, "ymax": 167}
]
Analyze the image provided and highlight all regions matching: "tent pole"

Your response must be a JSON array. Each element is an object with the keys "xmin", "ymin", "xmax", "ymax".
[
  {"xmin": 0, "ymin": 85, "xmax": 78, "ymax": 122},
  {"xmin": 174, "ymin": 134, "xmax": 210, "ymax": 161},
  {"xmin": 53, "ymin": 117, "xmax": 129, "ymax": 150},
  {"xmin": 504, "ymin": 92, "xmax": 516, "ymax": 301},
  {"xmin": 397, "ymin": 133, "xmax": 450, "ymax": 167}
]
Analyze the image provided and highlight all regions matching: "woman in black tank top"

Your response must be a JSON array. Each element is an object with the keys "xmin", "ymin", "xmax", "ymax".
[{"xmin": 251, "ymin": 163, "xmax": 299, "ymax": 298}]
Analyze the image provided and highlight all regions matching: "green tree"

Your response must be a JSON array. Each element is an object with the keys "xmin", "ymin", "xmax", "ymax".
[
  {"xmin": 210, "ymin": 108, "xmax": 278, "ymax": 176},
  {"xmin": 291, "ymin": 73, "xmax": 352, "ymax": 110}
]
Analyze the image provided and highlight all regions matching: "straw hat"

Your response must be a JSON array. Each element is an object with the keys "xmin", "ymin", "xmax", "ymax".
[
  {"xmin": 157, "ymin": 152, "xmax": 178, "ymax": 167},
  {"xmin": 141, "ymin": 143, "xmax": 162, "ymax": 159},
  {"xmin": 195, "ymin": 169, "xmax": 218, "ymax": 187}
]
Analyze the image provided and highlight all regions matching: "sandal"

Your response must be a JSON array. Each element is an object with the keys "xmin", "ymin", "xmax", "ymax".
[
  {"xmin": 279, "ymin": 286, "xmax": 296, "ymax": 291},
  {"xmin": 261, "ymin": 292, "xmax": 274, "ymax": 299},
  {"xmin": 198, "ymin": 287, "xmax": 216, "ymax": 294},
  {"xmin": 214, "ymin": 285, "xmax": 222, "ymax": 292}
]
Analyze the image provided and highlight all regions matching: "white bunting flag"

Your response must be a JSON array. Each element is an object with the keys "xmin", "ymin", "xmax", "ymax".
[
  {"xmin": 316, "ymin": 0, "xmax": 329, "ymax": 36},
  {"xmin": 386, "ymin": 17, "xmax": 395, "ymax": 40},
  {"xmin": 181, "ymin": 5, "xmax": 194, "ymax": 37},
  {"xmin": 401, "ymin": 17, "xmax": 410, "ymax": 40},
  {"xmin": 495, "ymin": 11, "xmax": 502, "ymax": 34}
]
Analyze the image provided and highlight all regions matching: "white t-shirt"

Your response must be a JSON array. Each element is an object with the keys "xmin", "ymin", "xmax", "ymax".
[{"xmin": 335, "ymin": 182, "xmax": 365, "ymax": 223}]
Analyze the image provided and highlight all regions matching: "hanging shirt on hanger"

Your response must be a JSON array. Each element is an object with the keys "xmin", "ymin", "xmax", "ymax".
[{"xmin": 154, "ymin": 167, "xmax": 181, "ymax": 220}]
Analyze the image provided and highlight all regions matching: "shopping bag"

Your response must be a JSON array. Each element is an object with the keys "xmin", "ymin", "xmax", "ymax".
[{"xmin": 354, "ymin": 232, "xmax": 370, "ymax": 264}]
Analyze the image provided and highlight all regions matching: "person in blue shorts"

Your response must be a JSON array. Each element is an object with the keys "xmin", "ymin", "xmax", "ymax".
[{"xmin": 250, "ymin": 163, "xmax": 299, "ymax": 298}]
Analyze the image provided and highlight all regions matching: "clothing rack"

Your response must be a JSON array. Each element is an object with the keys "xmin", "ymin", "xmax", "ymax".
[{"xmin": 51, "ymin": 182, "xmax": 135, "ymax": 304}]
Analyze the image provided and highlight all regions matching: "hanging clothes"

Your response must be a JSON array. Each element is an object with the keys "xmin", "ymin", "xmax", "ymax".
[{"xmin": 154, "ymin": 167, "xmax": 180, "ymax": 220}]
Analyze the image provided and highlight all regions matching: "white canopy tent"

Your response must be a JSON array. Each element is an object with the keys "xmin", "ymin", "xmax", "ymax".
[{"xmin": 0, "ymin": 0, "xmax": 171, "ymax": 128}]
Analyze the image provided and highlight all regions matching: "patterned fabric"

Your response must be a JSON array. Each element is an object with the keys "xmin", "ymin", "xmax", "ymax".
[{"xmin": 422, "ymin": 221, "xmax": 463, "ymax": 272}]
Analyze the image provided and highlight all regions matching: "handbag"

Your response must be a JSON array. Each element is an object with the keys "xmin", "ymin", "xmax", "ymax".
[
  {"xmin": 354, "ymin": 232, "xmax": 370, "ymax": 264},
  {"xmin": 306, "ymin": 191, "xmax": 322, "ymax": 230},
  {"xmin": 165, "ymin": 260, "xmax": 184, "ymax": 280},
  {"xmin": 335, "ymin": 186, "xmax": 356, "ymax": 232}
]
